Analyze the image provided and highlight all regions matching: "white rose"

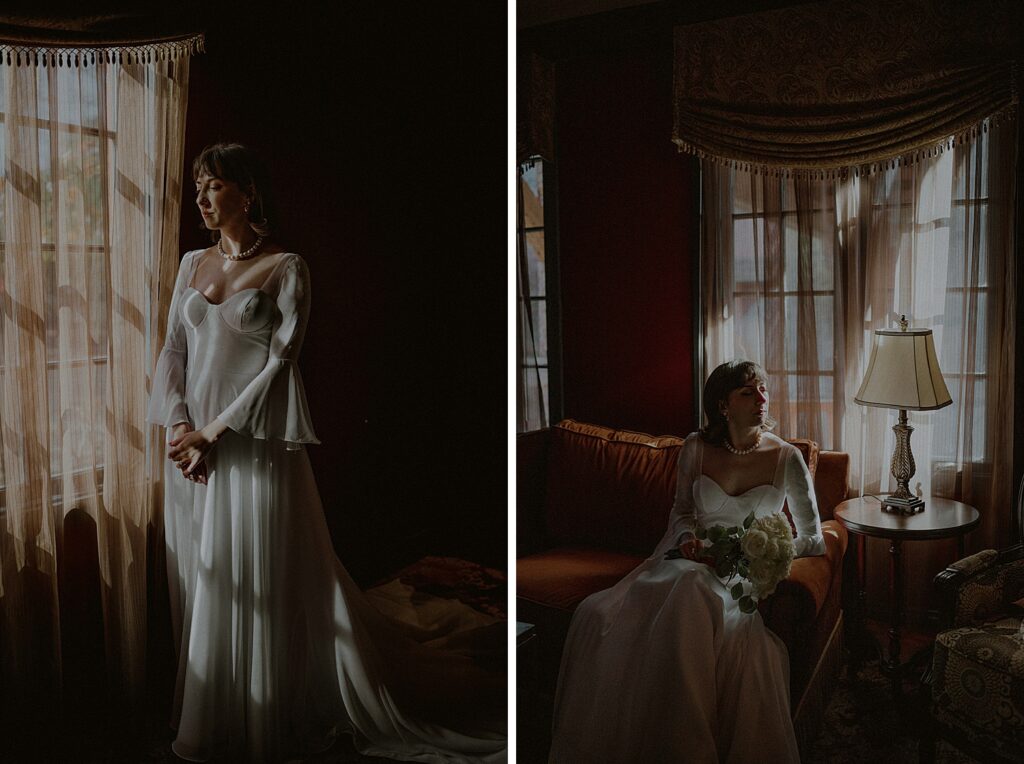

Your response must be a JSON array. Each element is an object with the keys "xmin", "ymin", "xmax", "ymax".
[
  {"xmin": 767, "ymin": 514, "xmax": 792, "ymax": 541},
  {"xmin": 763, "ymin": 538, "xmax": 779, "ymax": 561},
  {"xmin": 748, "ymin": 557, "xmax": 772, "ymax": 586},
  {"xmin": 742, "ymin": 529, "xmax": 769, "ymax": 559}
]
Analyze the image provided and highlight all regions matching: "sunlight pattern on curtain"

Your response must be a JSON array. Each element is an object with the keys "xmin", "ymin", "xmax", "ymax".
[
  {"xmin": 0, "ymin": 53, "xmax": 191, "ymax": 705},
  {"xmin": 701, "ymin": 119, "xmax": 1015, "ymax": 554}
]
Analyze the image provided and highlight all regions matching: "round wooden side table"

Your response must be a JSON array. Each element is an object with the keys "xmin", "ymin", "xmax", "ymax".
[{"xmin": 834, "ymin": 496, "xmax": 980, "ymax": 696}]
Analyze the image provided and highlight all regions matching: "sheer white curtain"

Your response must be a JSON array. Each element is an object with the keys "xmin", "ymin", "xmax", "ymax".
[
  {"xmin": 701, "ymin": 118, "xmax": 1016, "ymax": 553},
  {"xmin": 0, "ymin": 43, "xmax": 195, "ymax": 712}
]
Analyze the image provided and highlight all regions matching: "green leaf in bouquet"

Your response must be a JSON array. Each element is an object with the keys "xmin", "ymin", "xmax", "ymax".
[
  {"xmin": 738, "ymin": 595, "xmax": 757, "ymax": 614},
  {"xmin": 738, "ymin": 560, "xmax": 749, "ymax": 577},
  {"xmin": 695, "ymin": 526, "xmax": 707, "ymax": 540},
  {"xmin": 707, "ymin": 525, "xmax": 724, "ymax": 542},
  {"xmin": 743, "ymin": 512, "xmax": 754, "ymax": 529},
  {"xmin": 730, "ymin": 582, "xmax": 744, "ymax": 601},
  {"xmin": 715, "ymin": 559, "xmax": 732, "ymax": 578},
  {"xmin": 727, "ymin": 526, "xmax": 740, "ymax": 537}
]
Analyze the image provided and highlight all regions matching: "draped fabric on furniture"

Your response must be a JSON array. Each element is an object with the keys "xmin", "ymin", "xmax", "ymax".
[
  {"xmin": 673, "ymin": 0, "xmax": 1018, "ymax": 173},
  {"xmin": 0, "ymin": 31, "xmax": 200, "ymax": 721}
]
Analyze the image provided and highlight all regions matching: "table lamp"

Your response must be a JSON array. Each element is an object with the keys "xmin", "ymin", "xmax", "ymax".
[{"xmin": 854, "ymin": 315, "xmax": 952, "ymax": 514}]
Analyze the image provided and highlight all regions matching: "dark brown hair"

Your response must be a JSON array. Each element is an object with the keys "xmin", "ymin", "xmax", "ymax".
[
  {"xmin": 192, "ymin": 143, "xmax": 274, "ymax": 240},
  {"xmin": 699, "ymin": 360, "xmax": 776, "ymax": 446}
]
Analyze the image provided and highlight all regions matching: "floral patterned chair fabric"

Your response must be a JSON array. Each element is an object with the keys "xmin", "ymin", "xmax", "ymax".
[{"xmin": 927, "ymin": 484, "xmax": 1024, "ymax": 763}]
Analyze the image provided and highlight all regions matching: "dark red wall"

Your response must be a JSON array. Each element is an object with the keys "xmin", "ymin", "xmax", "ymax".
[
  {"xmin": 182, "ymin": 3, "xmax": 506, "ymax": 578},
  {"xmin": 555, "ymin": 42, "xmax": 698, "ymax": 438}
]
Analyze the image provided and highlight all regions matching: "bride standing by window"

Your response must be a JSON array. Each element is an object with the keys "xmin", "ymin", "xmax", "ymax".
[
  {"xmin": 147, "ymin": 143, "xmax": 505, "ymax": 763},
  {"xmin": 550, "ymin": 360, "xmax": 824, "ymax": 763}
]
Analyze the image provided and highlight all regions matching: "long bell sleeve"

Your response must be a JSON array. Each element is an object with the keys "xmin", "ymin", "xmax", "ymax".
[
  {"xmin": 147, "ymin": 251, "xmax": 197, "ymax": 429},
  {"xmin": 784, "ymin": 446, "xmax": 826, "ymax": 557},
  {"xmin": 215, "ymin": 254, "xmax": 320, "ymax": 448},
  {"xmin": 668, "ymin": 434, "xmax": 701, "ymax": 547}
]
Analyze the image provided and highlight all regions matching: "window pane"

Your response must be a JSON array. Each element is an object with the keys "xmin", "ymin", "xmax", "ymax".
[
  {"xmin": 89, "ymin": 244, "xmax": 108, "ymax": 358},
  {"xmin": 812, "ymin": 374, "xmax": 833, "ymax": 449},
  {"xmin": 520, "ymin": 163, "xmax": 543, "ymax": 228},
  {"xmin": 732, "ymin": 172, "xmax": 759, "ymax": 215},
  {"xmin": 84, "ymin": 135, "xmax": 104, "ymax": 246},
  {"xmin": 44, "ymin": 245, "xmax": 58, "ymax": 363},
  {"xmin": 35, "ymin": 64, "xmax": 49, "ymax": 120},
  {"xmin": 812, "ymin": 210, "xmax": 834, "ymax": 290},
  {"xmin": 733, "ymin": 217, "xmax": 763, "ymax": 287},
  {"xmin": 814, "ymin": 295, "xmax": 834, "ymax": 371},
  {"xmin": 39, "ymin": 126, "xmax": 53, "ymax": 244},
  {"xmin": 973, "ymin": 290, "xmax": 988, "ymax": 373},
  {"xmin": 782, "ymin": 214, "xmax": 798, "ymax": 292},
  {"xmin": 521, "ymin": 365, "xmax": 548, "ymax": 432},
  {"xmin": 784, "ymin": 296, "xmax": 797, "ymax": 369},
  {"xmin": 947, "ymin": 204, "xmax": 989, "ymax": 290},
  {"xmin": 970, "ymin": 378, "xmax": 986, "ymax": 463},
  {"xmin": 953, "ymin": 132, "xmax": 989, "ymax": 201},
  {"xmin": 780, "ymin": 177, "xmax": 797, "ymax": 213},
  {"xmin": 526, "ymin": 230, "xmax": 545, "ymax": 297},
  {"xmin": 530, "ymin": 298, "xmax": 547, "ymax": 366}
]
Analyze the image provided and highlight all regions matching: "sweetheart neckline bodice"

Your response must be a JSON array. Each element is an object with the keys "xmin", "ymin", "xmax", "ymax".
[
  {"xmin": 697, "ymin": 473, "xmax": 782, "ymax": 499},
  {"xmin": 186, "ymin": 285, "xmax": 268, "ymax": 307}
]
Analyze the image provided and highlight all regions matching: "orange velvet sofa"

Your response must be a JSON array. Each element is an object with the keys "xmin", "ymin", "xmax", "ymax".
[{"xmin": 517, "ymin": 419, "xmax": 850, "ymax": 751}]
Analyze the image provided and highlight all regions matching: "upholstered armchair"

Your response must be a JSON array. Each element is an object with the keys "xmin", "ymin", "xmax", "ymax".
[{"xmin": 924, "ymin": 480, "xmax": 1024, "ymax": 763}]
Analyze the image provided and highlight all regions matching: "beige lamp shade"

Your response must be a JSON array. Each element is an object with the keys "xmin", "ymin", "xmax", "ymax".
[{"xmin": 855, "ymin": 328, "xmax": 953, "ymax": 411}]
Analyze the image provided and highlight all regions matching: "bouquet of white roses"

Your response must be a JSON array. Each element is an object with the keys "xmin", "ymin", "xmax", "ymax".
[{"xmin": 691, "ymin": 511, "xmax": 796, "ymax": 614}]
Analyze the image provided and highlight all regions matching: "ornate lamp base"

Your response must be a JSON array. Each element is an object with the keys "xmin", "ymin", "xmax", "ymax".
[
  {"xmin": 883, "ymin": 408, "xmax": 925, "ymax": 515},
  {"xmin": 881, "ymin": 494, "xmax": 925, "ymax": 514}
]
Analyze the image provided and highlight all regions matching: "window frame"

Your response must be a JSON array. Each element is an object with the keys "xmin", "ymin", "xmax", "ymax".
[{"xmin": 516, "ymin": 157, "xmax": 562, "ymax": 433}]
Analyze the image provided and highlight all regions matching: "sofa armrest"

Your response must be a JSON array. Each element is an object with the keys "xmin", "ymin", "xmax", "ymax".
[
  {"xmin": 760, "ymin": 519, "xmax": 848, "ymax": 641},
  {"xmin": 814, "ymin": 451, "xmax": 850, "ymax": 522},
  {"xmin": 935, "ymin": 544, "xmax": 1024, "ymax": 628},
  {"xmin": 517, "ymin": 429, "xmax": 551, "ymax": 556}
]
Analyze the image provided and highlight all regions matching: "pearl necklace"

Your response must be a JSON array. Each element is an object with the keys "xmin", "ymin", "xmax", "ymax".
[
  {"xmin": 724, "ymin": 432, "xmax": 762, "ymax": 456},
  {"xmin": 218, "ymin": 235, "xmax": 265, "ymax": 261}
]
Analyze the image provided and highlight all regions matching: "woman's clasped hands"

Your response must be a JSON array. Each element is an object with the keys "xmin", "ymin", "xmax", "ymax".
[{"xmin": 168, "ymin": 421, "xmax": 225, "ymax": 485}]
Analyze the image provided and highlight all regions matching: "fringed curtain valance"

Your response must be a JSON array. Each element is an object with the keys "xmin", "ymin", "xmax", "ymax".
[
  {"xmin": 0, "ymin": 34, "xmax": 204, "ymax": 67},
  {"xmin": 0, "ymin": 10, "xmax": 203, "ymax": 66},
  {"xmin": 672, "ymin": 0, "xmax": 1019, "ymax": 175}
]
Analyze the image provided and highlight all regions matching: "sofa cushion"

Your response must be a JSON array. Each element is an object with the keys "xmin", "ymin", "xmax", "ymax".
[
  {"xmin": 544, "ymin": 420, "xmax": 684, "ymax": 555},
  {"xmin": 517, "ymin": 547, "xmax": 643, "ymax": 611}
]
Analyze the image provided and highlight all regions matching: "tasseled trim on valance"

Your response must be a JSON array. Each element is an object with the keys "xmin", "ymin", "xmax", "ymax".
[
  {"xmin": 677, "ymin": 107, "xmax": 1017, "ymax": 181},
  {"xmin": 0, "ymin": 33, "xmax": 204, "ymax": 68}
]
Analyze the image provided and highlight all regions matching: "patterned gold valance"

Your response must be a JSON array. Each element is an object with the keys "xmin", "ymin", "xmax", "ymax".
[{"xmin": 672, "ymin": 0, "xmax": 1019, "ymax": 174}]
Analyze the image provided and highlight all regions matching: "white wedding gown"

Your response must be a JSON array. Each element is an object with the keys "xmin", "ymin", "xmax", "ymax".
[
  {"xmin": 549, "ymin": 432, "xmax": 825, "ymax": 764},
  {"xmin": 147, "ymin": 250, "xmax": 505, "ymax": 763}
]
